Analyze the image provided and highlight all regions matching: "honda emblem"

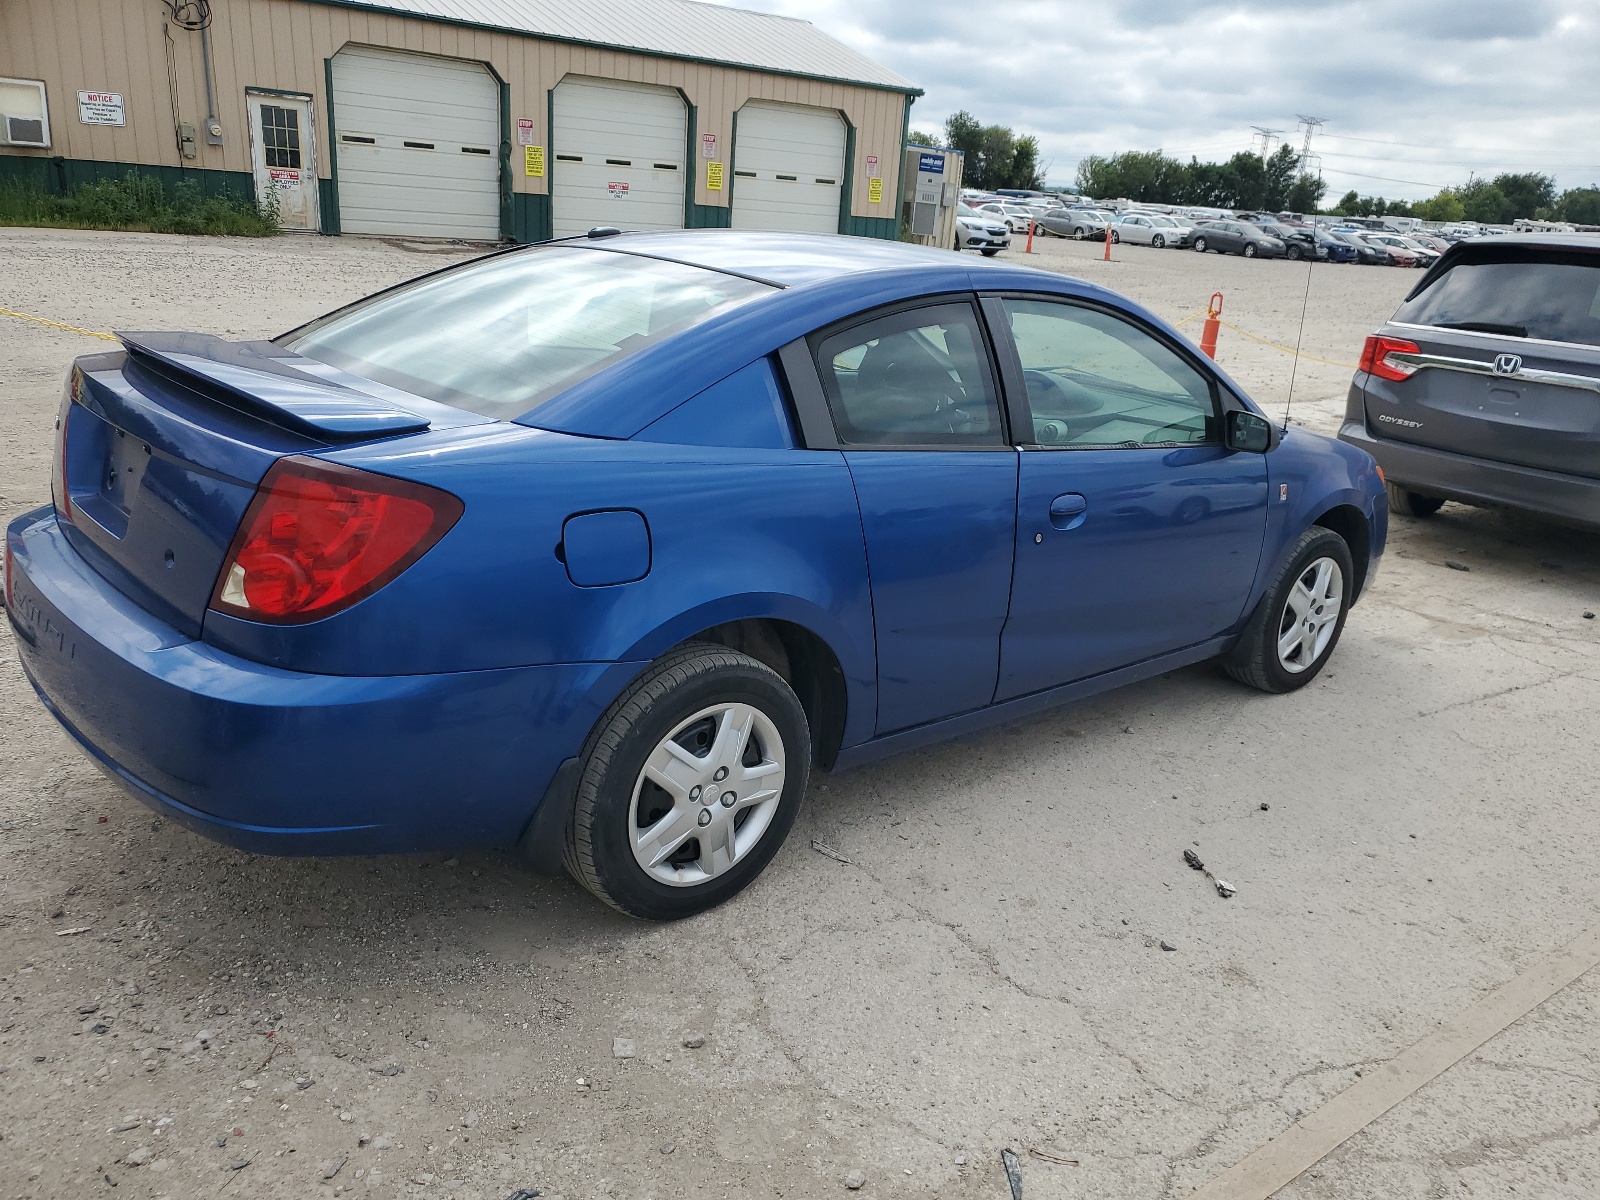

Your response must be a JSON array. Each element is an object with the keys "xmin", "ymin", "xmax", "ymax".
[{"xmin": 1492, "ymin": 353, "xmax": 1522, "ymax": 376}]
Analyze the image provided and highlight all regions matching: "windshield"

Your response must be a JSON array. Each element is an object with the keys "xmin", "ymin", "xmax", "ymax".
[
  {"xmin": 1393, "ymin": 250, "xmax": 1600, "ymax": 347},
  {"xmin": 282, "ymin": 246, "xmax": 774, "ymax": 420}
]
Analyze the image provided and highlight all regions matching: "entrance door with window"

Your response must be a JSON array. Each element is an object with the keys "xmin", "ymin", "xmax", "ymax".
[
  {"xmin": 809, "ymin": 300, "xmax": 1019, "ymax": 734},
  {"xmin": 992, "ymin": 297, "xmax": 1268, "ymax": 699},
  {"xmin": 246, "ymin": 92, "xmax": 319, "ymax": 231}
]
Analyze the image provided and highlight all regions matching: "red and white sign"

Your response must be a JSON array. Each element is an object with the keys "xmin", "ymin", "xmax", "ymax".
[
  {"xmin": 608, "ymin": 180, "xmax": 630, "ymax": 199},
  {"xmin": 267, "ymin": 167, "xmax": 300, "ymax": 184},
  {"xmin": 516, "ymin": 118, "xmax": 535, "ymax": 147},
  {"xmin": 865, "ymin": 154, "xmax": 878, "ymax": 172},
  {"xmin": 702, "ymin": 133, "xmax": 718, "ymax": 159},
  {"xmin": 78, "ymin": 91, "xmax": 125, "ymax": 126}
]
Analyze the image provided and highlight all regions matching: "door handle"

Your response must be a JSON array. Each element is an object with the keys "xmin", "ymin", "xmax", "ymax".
[{"xmin": 1048, "ymin": 492, "xmax": 1088, "ymax": 530}]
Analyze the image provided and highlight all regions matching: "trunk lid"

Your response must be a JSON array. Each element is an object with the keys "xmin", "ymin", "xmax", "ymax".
[
  {"xmin": 55, "ymin": 333, "xmax": 478, "ymax": 637},
  {"xmin": 1362, "ymin": 325, "xmax": 1600, "ymax": 479}
]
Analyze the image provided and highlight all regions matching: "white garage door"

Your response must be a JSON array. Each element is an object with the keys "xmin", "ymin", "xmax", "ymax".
[
  {"xmin": 330, "ymin": 45, "xmax": 500, "ymax": 240},
  {"xmin": 551, "ymin": 78, "xmax": 686, "ymax": 239},
  {"xmin": 731, "ymin": 101, "xmax": 846, "ymax": 235}
]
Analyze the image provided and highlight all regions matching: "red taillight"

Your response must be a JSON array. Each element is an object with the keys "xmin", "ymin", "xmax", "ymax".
[
  {"xmin": 209, "ymin": 456, "xmax": 462, "ymax": 624},
  {"xmin": 1358, "ymin": 335, "xmax": 1420, "ymax": 382}
]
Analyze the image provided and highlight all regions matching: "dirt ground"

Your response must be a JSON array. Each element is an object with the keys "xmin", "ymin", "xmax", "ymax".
[{"xmin": 2, "ymin": 227, "xmax": 1599, "ymax": 1200}]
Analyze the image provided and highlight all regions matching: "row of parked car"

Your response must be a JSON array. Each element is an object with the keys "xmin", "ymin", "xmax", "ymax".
[{"xmin": 960, "ymin": 190, "xmax": 1467, "ymax": 267}]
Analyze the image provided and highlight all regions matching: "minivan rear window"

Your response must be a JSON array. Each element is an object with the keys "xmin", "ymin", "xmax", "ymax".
[
  {"xmin": 1393, "ymin": 248, "xmax": 1600, "ymax": 347},
  {"xmin": 281, "ymin": 246, "xmax": 775, "ymax": 419}
]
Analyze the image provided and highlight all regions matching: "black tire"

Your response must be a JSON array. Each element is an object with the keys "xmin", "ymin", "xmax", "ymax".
[
  {"xmin": 1110, "ymin": 229, "xmax": 1121, "ymax": 243},
  {"xmin": 981, "ymin": 248, "xmax": 1001, "ymax": 257},
  {"xmin": 1386, "ymin": 481, "xmax": 1446, "ymax": 518},
  {"xmin": 1223, "ymin": 527, "xmax": 1355, "ymax": 694},
  {"xmin": 1193, "ymin": 237, "xmax": 1208, "ymax": 253},
  {"xmin": 564, "ymin": 644, "xmax": 811, "ymax": 919},
  {"xmin": 1152, "ymin": 234, "xmax": 1165, "ymax": 248},
  {"xmin": 1243, "ymin": 243, "xmax": 1258, "ymax": 258},
  {"xmin": 1285, "ymin": 245, "xmax": 1302, "ymax": 261}
]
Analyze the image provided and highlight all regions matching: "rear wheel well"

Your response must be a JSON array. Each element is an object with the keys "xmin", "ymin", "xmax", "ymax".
[
  {"xmin": 1313, "ymin": 504, "xmax": 1371, "ymax": 600},
  {"xmin": 680, "ymin": 619, "xmax": 849, "ymax": 770}
]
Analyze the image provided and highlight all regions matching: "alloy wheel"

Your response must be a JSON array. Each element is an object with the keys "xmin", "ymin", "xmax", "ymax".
[
  {"xmin": 1276, "ymin": 557, "xmax": 1343, "ymax": 674},
  {"xmin": 628, "ymin": 702, "xmax": 786, "ymax": 887}
]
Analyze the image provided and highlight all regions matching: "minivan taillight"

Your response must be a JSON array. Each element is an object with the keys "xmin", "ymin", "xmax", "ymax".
[
  {"xmin": 209, "ymin": 456, "xmax": 462, "ymax": 624},
  {"xmin": 1358, "ymin": 335, "xmax": 1421, "ymax": 382}
]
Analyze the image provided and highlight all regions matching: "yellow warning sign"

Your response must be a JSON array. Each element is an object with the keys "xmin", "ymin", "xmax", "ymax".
[
  {"xmin": 524, "ymin": 145, "xmax": 545, "ymax": 177},
  {"xmin": 867, "ymin": 175, "xmax": 883, "ymax": 204},
  {"xmin": 706, "ymin": 161, "xmax": 724, "ymax": 191}
]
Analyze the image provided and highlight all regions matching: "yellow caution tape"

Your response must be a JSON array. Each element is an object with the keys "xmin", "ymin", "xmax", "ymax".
[
  {"xmin": 1216, "ymin": 320, "xmax": 1357, "ymax": 371},
  {"xmin": 0, "ymin": 306, "xmax": 119, "ymax": 342}
]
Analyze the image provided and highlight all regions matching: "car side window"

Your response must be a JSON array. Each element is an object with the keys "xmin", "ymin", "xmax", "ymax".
[
  {"xmin": 812, "ymin": 303, "xmax": 1004, "ymax": 447},
  {"xmin": 1002, "ymin": 299, "xmax": 1219, "ymax": 448}
]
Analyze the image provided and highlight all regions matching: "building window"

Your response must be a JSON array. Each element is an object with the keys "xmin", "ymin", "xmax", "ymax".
[
  {"xmin": 0, "ymin": 77, "xmax": 50, "ymax": 148},
  {"xmin": 261, "ymin": 104, "xmax": 302, "ymax": 168}
]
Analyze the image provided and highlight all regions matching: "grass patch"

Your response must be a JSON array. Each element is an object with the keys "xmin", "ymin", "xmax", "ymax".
[{"xmin": 0, "ymin": 171, "xmax": 279, "ymax": 236}]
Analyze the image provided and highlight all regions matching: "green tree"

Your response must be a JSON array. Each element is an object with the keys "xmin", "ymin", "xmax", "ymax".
[
  {"xmin": 1333, "ymin": 190, "xmax": 1361, "ymax": 215},
  {"xmin": 1556, "ymin": 187, "xmax": 1600, "ymax": 224},
  {"xmin": 1413, "ymin": 190, "xmax": 1466, "ymax": 222},
  {"xmin": 1284, "ymin": 173, "xmax": 1327, "ymax": 214},
  {"xmin": 905, "ymin": 129, "xmax": 939, "ymax": 148},
  {"xmin": 1457, "ymin": 180, "xmax": 1510, "ymax": 224},
  {"xmin": 1262, "ymin": 144, "xmax": 1301, "ymax": 210},
  {"xmin": 940, "ymin": 111, "xmax": 1040, "ymax": 190},
  {"xmin": 1490, "ymin": 172, "xmax": 1556, "ymax": 221}
]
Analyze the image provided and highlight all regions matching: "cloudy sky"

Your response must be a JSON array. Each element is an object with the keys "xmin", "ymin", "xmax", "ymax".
[{"xmin": 711, "ymin": 0, "xmax": 1600, "ymax": 199}]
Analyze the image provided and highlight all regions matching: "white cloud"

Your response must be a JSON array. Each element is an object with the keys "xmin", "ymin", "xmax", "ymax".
[{"xmin": 710, "ymin": 0, "xmax": 1600, "ymax": 198}]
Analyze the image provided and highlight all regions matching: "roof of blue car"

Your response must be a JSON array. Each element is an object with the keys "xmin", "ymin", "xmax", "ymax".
[{"xmin": 566, "ymin": 229, "xmax": 1012, "ymax": 288}]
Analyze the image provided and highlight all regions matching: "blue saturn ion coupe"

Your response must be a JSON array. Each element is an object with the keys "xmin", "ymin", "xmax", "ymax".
[{"xmin": 5, "ymin": 230, "xmax": 1385, "ymax": 919}]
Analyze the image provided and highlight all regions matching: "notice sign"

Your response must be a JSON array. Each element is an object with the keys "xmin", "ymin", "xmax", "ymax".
[
  {"xmin": 524, "ymin": 145, "xmax": 545, "ymax": 177},
  {"xmin": 516, "ymin": 118, "xmax": 535, "ymax": 147},
  {"xmin": 701, "ymin": 132, "xmax": 717, "ymax": 159},
  {"xmin": 267, "ymin": 167, "xmax": 300, "ymax": 184},
  {"xmin": 867, "ymin": 176, "xmax": 883, "ymax": 204},
  {"xmin": 78, "ymin": 91, "xmax": 125, "ymax": 126},
  {"xmin": 705, "ymin": 161, "xmax": 724, "ymax": 191},
  {"xmin": 608, "ymin": 180, "xmax": 630, "ymax": 199},
  {"xmin": 865, "ymin": 154, "xmax": 878, "ymax": 172}
]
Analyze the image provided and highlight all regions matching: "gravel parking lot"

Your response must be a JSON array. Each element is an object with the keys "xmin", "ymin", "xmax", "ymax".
[{"xmin": 3, "ymin": 228, "xmax": 1599, "ymax": 1200}]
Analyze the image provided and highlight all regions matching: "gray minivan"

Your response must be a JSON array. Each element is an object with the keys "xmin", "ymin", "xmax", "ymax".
[{"xmin": 1340, "ymin": 234, "xmax": 1600, "ymax": 528}]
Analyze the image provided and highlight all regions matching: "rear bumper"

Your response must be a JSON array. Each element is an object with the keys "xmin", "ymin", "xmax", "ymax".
[
  {"xmin": 6, "ymin": 506, "xmax": 636, "ymax": 855},
  {"xmin": 1338, "ymin": 419, "xmax": 1600, "ymax": 530}
]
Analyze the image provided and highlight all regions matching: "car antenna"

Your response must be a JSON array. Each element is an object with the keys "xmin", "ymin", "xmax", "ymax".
[{"xmin": 1282, "ymin": 246, "xmax": 1316, "ymax": 433}]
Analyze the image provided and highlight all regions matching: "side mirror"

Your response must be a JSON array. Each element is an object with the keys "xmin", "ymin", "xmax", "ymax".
[{"xmin": 1226, "ymin": 409, "xmax": 1273, "ymax": 453}]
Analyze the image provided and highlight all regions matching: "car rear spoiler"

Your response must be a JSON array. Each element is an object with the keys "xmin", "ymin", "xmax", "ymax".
[{"xmin": 116, "ymin": 331, "xmax": 432, "ymax": 442}]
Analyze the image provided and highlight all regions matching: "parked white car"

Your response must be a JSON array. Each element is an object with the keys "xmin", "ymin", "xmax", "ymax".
[{"xmin": 978, "ymin": 203, "xmax": 1038, "ymax": 234}]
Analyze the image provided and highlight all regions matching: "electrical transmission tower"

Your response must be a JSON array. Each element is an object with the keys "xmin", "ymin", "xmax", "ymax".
[
  {"xmin": 1251, "ymin": 126, "xmax": 1283, "ymax": 161},
  {"xmin": 1295, "ymin": 115, "xmax": 1324, "ymax": 169}
]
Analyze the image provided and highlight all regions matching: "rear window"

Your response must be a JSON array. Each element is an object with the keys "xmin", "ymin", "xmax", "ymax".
[
  {"xmin": 1393, "ymin": 248, "xmax": 1600, "ymax": 347},
  {"xmin": 281, "ymin": 246, "xmax": 775, "ymax": 419}
]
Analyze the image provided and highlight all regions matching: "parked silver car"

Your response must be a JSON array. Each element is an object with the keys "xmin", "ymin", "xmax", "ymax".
[
  {"xmin": 955, "ymin": 204, "xmax": 1011, "ymax": 256},
  {"xmin": 1033, "ymin": 208, "xmax": 1111, "ymax": 239},
  {"xmin": 1111, "ymin": 213, "xmax": 1190, "ymax": 248}
]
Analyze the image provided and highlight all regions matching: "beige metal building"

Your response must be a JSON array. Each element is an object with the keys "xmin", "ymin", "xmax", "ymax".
[{"xmin": 0, "ymin": 0, "xmax": 919, "ymax": 242}]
